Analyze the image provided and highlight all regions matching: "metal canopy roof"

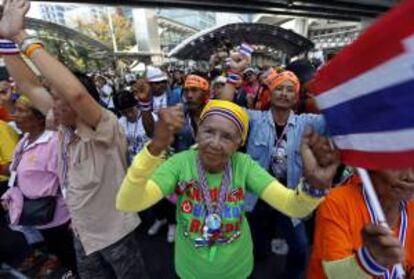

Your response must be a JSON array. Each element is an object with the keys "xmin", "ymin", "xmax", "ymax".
[
  {"xmin": 26, "ymin": 17, "xmax": 111, "ymax": 53},
  {"xmin": 32, "ymin": 0, "xmax": 396, "ymax": 21},
  {"xmin": 169, "ymin": 23, "xmax": 314, "ymax": 60}
]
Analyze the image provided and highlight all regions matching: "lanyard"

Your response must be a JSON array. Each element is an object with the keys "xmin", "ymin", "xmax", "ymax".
[
  {"xmin": 10, "ymin": 136, "xmax": 29, "ymax": 172},
  {"xmin": 126, "ymin": 113, "xmax": 142, "ymax": 145},
  {"xmin": 196, "ymin": 157, "xmax": 232, "ymax": 216},
  {"xmin": 274, "ymin": 124, "xmax": 289, "ymax": 150},
  {"xmin": 186, "ymin": 113, "xmax": 198, "ymax": 141},
  {"xmin": 362, "ymin": 188, "xmax": 408, "ymax": 279}
]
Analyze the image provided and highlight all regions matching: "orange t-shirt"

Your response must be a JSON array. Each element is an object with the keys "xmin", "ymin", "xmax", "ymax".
[
  {"xmin": 307, "ymin": 175, "xmax": 414, "ymax": 279},
  {"xmin": 254, "ymin": 87, "xmax": 271, "ymax": 111}
]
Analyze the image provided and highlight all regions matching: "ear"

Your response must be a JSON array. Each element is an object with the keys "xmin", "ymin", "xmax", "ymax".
[
  {"xmin": 235, "ymin": 133, "xmax": 244, "ymax": 149},
  {"xmin": 238, "ymin": 138, "xmax": 244, "ymax": 148}
]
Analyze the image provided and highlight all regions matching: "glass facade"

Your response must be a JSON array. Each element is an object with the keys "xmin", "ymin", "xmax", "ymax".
[
  {"xmin": 158, "ymin": 9, "xmax": 216, "ymax": 30},
  {"xmin": 38, "ymin": 4, "xmax": 105, "ymax": 26}
]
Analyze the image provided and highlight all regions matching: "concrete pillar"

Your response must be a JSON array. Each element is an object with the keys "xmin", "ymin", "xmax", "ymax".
[{"xmin": 132, "ymin": 8, "xmax": 162, "ymax": 65}]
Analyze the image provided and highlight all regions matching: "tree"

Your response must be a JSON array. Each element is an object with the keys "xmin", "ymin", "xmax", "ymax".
[
  {"xmin": 73, "ymin": 13, "xmax": 136, "ymax": 51},
  {"xmin": 36, "ymin": 29, "xmax": 112, "ymax": 72}
]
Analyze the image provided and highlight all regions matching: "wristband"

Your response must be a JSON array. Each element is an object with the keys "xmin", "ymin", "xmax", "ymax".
[
  {"xmin": 0, "ymin": 39, "xmax": 19, "ymax": 55},
  {"xmin": 301, "ymin": 178, "xmax": 329, "ymax": 198},
  {"xmin": 226, "ymin": 73, "xmax": 242, "ymax": 86},
  {"xmin": 239, "ymin": 43, "xmax": 254, "ymax": 58},
  {"xmin": 25, "ymin": 43, "xmax": 44, "ymax": 58},
  {"xmin": 19, "ymin": 36, "xmax": 45, "ymax": 54},
  {"xmin": 138, "ymin": 99, "xmax": 153, "ymax": 112}
]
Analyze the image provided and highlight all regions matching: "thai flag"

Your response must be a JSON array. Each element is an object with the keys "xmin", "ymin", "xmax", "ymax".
[{"xmin": 308, "ymin": 0, "xmax": 414, "ymax": 170}]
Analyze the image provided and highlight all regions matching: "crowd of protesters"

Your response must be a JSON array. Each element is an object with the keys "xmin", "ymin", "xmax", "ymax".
[{"xmin": 0, "ymin": 0, "xmax": 413, "ymax": 279}]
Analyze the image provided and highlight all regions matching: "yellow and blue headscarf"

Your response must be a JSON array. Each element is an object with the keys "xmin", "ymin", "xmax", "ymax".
[{"xmin": 199, "ymin": 100, "xmax": 249, "ymax": 144}]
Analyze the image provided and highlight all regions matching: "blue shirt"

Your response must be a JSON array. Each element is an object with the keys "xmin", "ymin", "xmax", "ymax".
[
  {"xmin": 163, "ymin": 87, "xmax": 195, "ymax": 153},
  {"xmin": 174, "ymin": 110, "xmax": 197, "ymax": 153},
  {"xmin": 167, "ymin": 88, "xmax": 182, "ymax": 107},
  {"xmin": 245, "ymin": 109, "xmax": 327, "ymax": 211}
]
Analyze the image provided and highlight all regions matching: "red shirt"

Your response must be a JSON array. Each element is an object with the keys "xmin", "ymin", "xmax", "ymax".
[{"xmin": 0, "ymin": 107, "xmax": 11, "ymax": 122}]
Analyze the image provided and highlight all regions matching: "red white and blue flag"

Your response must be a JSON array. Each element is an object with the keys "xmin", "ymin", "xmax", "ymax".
[{"xmin": 309, "ymin": 0, "xmax": 414, "ymax": 170}]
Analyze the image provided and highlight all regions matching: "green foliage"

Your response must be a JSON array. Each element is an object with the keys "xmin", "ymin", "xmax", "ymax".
[{"xmin": 73, "ymin": 13, "xmax": 136, "ymax": 51}]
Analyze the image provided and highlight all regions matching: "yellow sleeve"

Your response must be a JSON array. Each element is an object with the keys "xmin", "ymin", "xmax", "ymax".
[
  {"xmin": 0, "ymin": 122, "xmax": 18, "ymax": 166},
  {"xmin": 0, "ymin": 123, "xmax": 18, "ymax": 180},
  {"xmin": 260, "ymin": 180, "xmax": 324, "ymax": 218},
  {"xmin": 116, "ymin": 143, "xmax": 165, "ymax": 213},
  {"xmin": 322, "ymin": 256, "xmax": 371, "ymax": 279}
]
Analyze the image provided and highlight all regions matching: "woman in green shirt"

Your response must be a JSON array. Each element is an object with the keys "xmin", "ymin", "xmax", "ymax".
[{"xmin": 117, "ymin": 100, "xmax": 339, "ymax": 279}]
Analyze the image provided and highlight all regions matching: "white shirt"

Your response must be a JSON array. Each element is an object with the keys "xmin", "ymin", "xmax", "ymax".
[
  {"xmin": 125, "ymin": 73, "xmax": 135, "ymax": 84},
  {"xmin": 100, "ymin": 84, "xmax": 115, "ymax": 109},
  {"xmin": 152, "ymin": 93, "xmax": 167, "ymax": 112},
  {"xmin": 118, "ymin": 112, "xmax": 158, "ymax": 163}
]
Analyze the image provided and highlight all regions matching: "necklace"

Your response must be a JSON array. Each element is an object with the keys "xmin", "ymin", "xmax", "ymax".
[{"xmin": 196, "ymin": 157, "xmax": 232, "ymax": 245}]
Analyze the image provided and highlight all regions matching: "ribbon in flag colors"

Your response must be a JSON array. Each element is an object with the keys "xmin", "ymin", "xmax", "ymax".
[{"xmin": 309, "ymin": 0, "xmax": 414, "ymax": 170}]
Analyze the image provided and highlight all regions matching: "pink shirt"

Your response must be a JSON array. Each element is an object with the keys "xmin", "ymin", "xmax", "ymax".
[{"xmin": 2, "ymin": 131, "xmax": 70, "ymax": 229}]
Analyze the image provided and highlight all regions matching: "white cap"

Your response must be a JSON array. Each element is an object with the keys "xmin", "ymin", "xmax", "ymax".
[
  {"xmin": 243, "ymin": 67, "xmax": 256, "ymax": 75},
  {"xmin": 146, "ymin": 66, "xmax": 168, "ymax": 82},
  {"xmin": 213, "ymin": 76, "xmax": 227, "ymax": 85}
]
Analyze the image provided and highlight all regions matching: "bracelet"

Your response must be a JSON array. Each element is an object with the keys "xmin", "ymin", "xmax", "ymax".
[
  {"xmin": 19, "ymin": 36, "xmax": 44, "ymax": 54},
  {"xmin": 138, "ymin": 99, "xmax": 153, "ymax": 112},
  {"xmin": 239, "ymin": 43, "xmax": 254, "ymax": 58},
  {"xmin": 25, "ymin": 43, "xmax": 44, "ymax": 58},
  {"xmin": 0, "ymin": 39, "xmax": 19, "ymax": 55},
  {"xmin": 301, "ymin": 178, "xmax": 329, "ymax": 198},
  {"xmin": 226, "ymin": 73, "xmax": 242, "ymax": 85}
]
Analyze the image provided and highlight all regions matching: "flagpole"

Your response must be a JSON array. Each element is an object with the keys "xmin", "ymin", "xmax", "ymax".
[{"xmin": 356, "ymin": 168, "xmax": 405, "ymax": 278}]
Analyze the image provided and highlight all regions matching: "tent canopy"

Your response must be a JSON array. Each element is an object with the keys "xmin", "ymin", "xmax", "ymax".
[{"xmin": 169, "ymin": 23, "xmax": 314, "ymax": 61}]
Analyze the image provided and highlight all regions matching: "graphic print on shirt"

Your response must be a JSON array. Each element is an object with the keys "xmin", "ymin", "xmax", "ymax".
[
  {"xmin": 175, "ymin": 180, "xmax": 245, "ymax": 248},
  {"xmin": 122, "ymin": 116, "xmax": 149, "ymax": 163},
  {"xmin": 153, "ymin": 94, "xmax": 167, "ymax": 112},
  {"xmin": 271, "ymin": 125, "xmax": 288, "ymax": 184}
]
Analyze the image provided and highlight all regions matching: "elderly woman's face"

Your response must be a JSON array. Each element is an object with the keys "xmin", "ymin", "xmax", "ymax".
[
  {"xmin": 197, "ymin": 115, "xmax": 242, "ymax": 173},
  {"xmin": 15, "ymin": 102, "xmax": 44, "ymax": 133},
  {"xmin": 371, "ymin": 168, "xmax": 414, "ymax": 202},
  {"xmin": 271, "ymin": 80, "xmax": 298, "ymax": 110}
]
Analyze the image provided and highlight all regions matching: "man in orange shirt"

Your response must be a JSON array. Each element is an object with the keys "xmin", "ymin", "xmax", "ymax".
[{"xmin": 308, "ymin": 170, "xmax": 414, "ymax": 279}]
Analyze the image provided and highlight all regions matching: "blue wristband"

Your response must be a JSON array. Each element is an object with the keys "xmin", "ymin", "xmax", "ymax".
[
  {"xmin": 301, "ymin": 179, "xmax": 329, "ymax": 198},
  {"xmin": 138, "ymin": 100, "xmax": 153, "ymax": 112},
  {"xmin": 239, "ymin": 43, "xmax": 254, "ymax": 58},
  {"xmin": 226, "ymin": 73, "xmax": 241, "ymax": 85},
  {"xmin": 0, "ymin": 39, "xmax": 19, "ymax": 55}
]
